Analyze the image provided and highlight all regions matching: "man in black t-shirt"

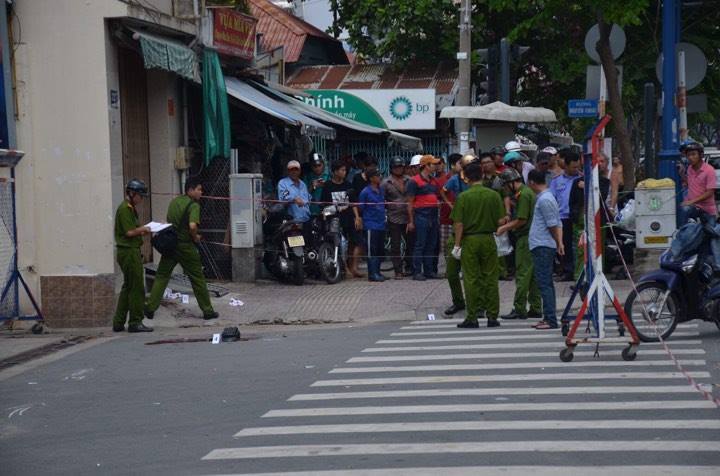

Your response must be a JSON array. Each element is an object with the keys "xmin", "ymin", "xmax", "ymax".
[
  {"xmin": 352, "ymin": 156, "xmax": 378, "ymax": 197},
  {"xmin": 321, "ymin": 160, "xmax": 364, "ymax": 277}
]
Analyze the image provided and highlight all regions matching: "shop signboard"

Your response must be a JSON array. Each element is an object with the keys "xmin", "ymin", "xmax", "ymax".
[
  {"xmin": 301, "ymin": 89, "xmax": 436, "ymax": 130},
  {"xmin": 212, "ymin": 9, "xmax": 257, "ymax": 60}
]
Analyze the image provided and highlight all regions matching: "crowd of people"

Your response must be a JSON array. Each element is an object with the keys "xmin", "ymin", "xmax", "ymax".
[{"xmin": 275, "ymin": 142, "xmax": 609, "ymax": 330}]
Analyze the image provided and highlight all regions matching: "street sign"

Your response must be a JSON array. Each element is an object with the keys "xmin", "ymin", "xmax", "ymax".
[
  {"xmin": 568, "ymin": 99, "xmax": 599, "ymax": 118},
  {"xmin": 586, "ymin": 65, "xmax": 623, "ymax": 99},
  {"xmin": 584, "ymin": 24, "xmax": 626, "ymax": 63},
  {"xmin": 655, "ymin": 42, "xmax": 707, "ymax": 90}
]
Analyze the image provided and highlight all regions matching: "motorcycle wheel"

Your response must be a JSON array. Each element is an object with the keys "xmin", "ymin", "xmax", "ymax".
[
  {"xmin": 319, "ymin": 243, "xmax": 344, "ymax": 284},
  {"xmin": 290, "ymin": 256, "xmax": 304, "ymax": 286},
  {"xmin": 623, "ymin": 282, "xmax": 679, "ymax": 342}
]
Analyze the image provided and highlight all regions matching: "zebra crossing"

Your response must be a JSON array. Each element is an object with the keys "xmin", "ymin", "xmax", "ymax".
[{"xmin": 201, "ymin": 318, "xmax": 720, "ymax": 475}]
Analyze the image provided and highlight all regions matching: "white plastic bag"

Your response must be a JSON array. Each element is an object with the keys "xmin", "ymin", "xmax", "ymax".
[
  {"xmin": 494, "ymin": 233, "xmax": 513, "ymax": 257},
  {"xmin": 616, "ymin": 199, "xmax": 636, "ymax": 231}
]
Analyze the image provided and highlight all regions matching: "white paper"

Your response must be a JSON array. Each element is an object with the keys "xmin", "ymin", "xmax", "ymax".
[
  {"xmin": 427, "ymin": 314, "xmax": 436, "ymax": 321},
  {"xmin": 181, "ymin": 294, "xmax": 189, "ymax": 304},
  {"xmin": 229, "ymin": 298, "xmax": 244, "ymax": 307},
  {"xmin": 212, "ymin": 333, "xmax": 221, "ymax": 344},
  {"xmin": 163, "ymin": 288, "xmax": 172, "ymax": 299},
  {"xmin": 145, "ymin": 221, "xmax": 172, "ymax": 233}
]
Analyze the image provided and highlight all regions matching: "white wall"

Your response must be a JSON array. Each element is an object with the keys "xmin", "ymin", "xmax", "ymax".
[{"xmin": 13, "ymin": 0, "xmax": 127, "ymax": 290}]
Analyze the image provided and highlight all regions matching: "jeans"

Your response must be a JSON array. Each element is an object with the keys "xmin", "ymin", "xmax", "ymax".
[
  {"xmin": 679, "ymin": 205, "xmax": 717, "ymax": 227},
  {"xmin": 413, "ymin": 209, "xmax": 439, "ymax": 277},
  {"xmin": 531, "ymin": 246, "xmax": 558, "ymax": 327},
  {"xmin": 366, "ymin": 229, "xmax": 386, "ymax": 278}
]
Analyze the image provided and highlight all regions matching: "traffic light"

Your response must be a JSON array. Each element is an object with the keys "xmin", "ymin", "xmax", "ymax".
[{"xmin": 476, "ymin": 45, "xmax": 499, "ymax": 103}]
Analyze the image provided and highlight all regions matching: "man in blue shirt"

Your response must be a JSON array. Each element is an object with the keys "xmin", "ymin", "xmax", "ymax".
[
  {"xmin": 278, "ymin": 160, "xmax": 311, "ymax": 223},
  {"xmin": 528, "ymin": 170, "xmax": 565, "ymax": 329},
  {"xmin": 549, "ymin": 150, "xmax": 581, "ymax": 281},
  {"xmin": 358, "ymin": 168, "xmax": 387, "ymax": 282}
]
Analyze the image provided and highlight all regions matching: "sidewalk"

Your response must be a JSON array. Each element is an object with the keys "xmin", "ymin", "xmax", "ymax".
[{"xmin": 0, "ymin": 275, "xmax": 635, "ymax": 367}]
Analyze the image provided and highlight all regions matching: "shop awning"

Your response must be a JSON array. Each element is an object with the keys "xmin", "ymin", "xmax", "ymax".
[
  {"xmin": 441, "ymin": 101, "xmax": 557, "ymax": 123},
  {"xmin": 225, "ymin": 78, "xmax": 336, "ymax": 139},
  {"xmin": 131, "ymin": 29, "xmax": 200, "ymax": 82},
  {"xmin": 252, "ymin": 82, "xmax": 423, "ymax": 151}
]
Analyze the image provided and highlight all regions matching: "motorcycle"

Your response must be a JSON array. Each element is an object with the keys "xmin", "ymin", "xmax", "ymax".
[
  {"xmin": 304, "ymin": 205, "xmax": 345, "ymax": 284},
  {"xmin": 606, "ymin": 227, "xmax": 635, "ymax": 280},
  {"xmin": 262, "ymin": 204, "xmax": 306, "ymax": 285},
  {"xmin": 624, "ymin": 221, "xmax": 720, "ymax": 341}
]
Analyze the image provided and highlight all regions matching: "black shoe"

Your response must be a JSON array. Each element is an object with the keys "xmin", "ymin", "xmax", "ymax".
[
  {"xmin": 487, "ymin": 319, "xmax": 501, "ymax": 328},
  {"xmin": 128, "ymin": 323, "xmax": 153, "ymax": 333},
  {"xmin": 424, "ymin": 274, "xmax": 441, "ymax": 280},
  {"xmin": 555, "ymin": 274, "xmax": 574, "ymax": 282},
  {"xmin": 203, "ymin": 311, "xmax": 219, "ymax": 321},
  {"xmin": 444, "ymin": 303, "xmax": 466, "ymax": 316},
  {"xmin": 144, "ymin": 308, "xmax": 154, "ymax": 320},
  {"xmin": 527, "ymin": 310, "xmax": 542, "ymax": 320},
  {"xmin": 112, "ymin": 324, "xmax": 125, "ymax": 332},
  {"xmin": 501, "ymin": 310, "xmax": 527, "ymax": 320},
  {"xmin": 413, "ymin": 274, "xmax": 427, "ymax": 281},
  {"xmin": 499, "ymin": 275, "xmax": 513, "ymax": 281},
  {"xmin": 457, "ymin": 320, "xmax": 479, "ymax": 329}
]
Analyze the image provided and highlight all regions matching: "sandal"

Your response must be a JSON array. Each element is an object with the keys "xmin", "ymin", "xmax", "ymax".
[
  {"xmin": 531, "ymin": 320, "xmax": 547, "ymax": 328},
  {"xmin": 535, "ymin": 322, "xmax": 559, "ymax": 330}
]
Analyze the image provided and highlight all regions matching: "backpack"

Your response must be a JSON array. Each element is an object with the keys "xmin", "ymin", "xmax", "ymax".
[
  {"xmin": 151, "ymin": 201, "xmax": 193, "ymax": 256},
  {"xmin": 670, "ymin": 222, "xmax": 705, "ymax": 260}
]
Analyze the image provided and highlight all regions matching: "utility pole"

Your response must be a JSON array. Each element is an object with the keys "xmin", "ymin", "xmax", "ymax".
[
  {"xmin": 500, "ymin": 38, "xmax": 510, "ymax": 104},
  {"xmin": 455, "ymin": 0, "xmax": 471, "ymax": 154},
  {"xmin": 658, "ymin": 0, "xmax": 680, "ymax": 185}
]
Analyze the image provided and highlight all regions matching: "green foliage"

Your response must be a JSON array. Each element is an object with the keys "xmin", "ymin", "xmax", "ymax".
[{"xmin": 336, "ymin": 0, "xmax": 720, "ymax": 142}]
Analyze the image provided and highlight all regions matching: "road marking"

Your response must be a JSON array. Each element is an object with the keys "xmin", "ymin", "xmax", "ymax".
[
  {"xmin": 361, "ymin": 340, "xmax": 703, "ymax": 352},
  {"xmin": 399, "ymin": 323, "xmax": 699, "ymax": 330},
  {"xmin": 288, "ymin": 385, "xmax": 699, "ymax": 401},
  {"xmin": 203, "ymin": 441, "xmax": 720, "ymax": 460},
  {"xmin": 391, "ymin": 327, "xmax": 697, "ymax": 335},
  {"xmin": 376, "ymin": 332, "xmax": 699, "ymax": 344},
  {"xmin": 234, "ymin": 418, "xmax": 720, "ymax": 436},
  {"xmin": 201, "ymin": 466, "xmax": 720, "ymax": 475},
  {"xmin": 348, "ymin": 349, "xmax": 706, "ymax": 362},
  {"xmin": 310, "ymin": 371, "xmax": 710, "ymax": 386},
  {"xmin": 330, "ymin": 360, "xmax": 706, "ymax": 373},
  {"xmin": 263, "ymin": 400, "xmax": 717, "ymax": 418}
]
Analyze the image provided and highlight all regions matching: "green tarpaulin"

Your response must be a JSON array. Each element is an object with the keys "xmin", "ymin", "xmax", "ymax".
[
  {"xmin": 135, "ymin": 30, "xmax": 199, "ymax": 82},
  {"xmin": 202, "ymin": 49, "xmax": 231, "ymax": 165}
]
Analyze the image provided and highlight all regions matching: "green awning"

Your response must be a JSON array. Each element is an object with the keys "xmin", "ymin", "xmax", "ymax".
[{"xmin": 132, "ymin": 29, "xmax": 200, "ymax": 82}]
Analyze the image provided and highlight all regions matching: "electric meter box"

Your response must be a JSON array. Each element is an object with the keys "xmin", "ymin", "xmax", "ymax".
[
  {"xmin": 635, "ymin": 185, "xmax": 676, "ymax": 249},
  {"xmin": 229, "ymin": 174, "xmax": 263, "ymax": 249}
]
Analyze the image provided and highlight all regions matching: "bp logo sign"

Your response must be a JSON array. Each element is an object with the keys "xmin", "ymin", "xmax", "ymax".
[{"xmin": 389, "ymin": 96, "xmax": 413, "ymax": 121}]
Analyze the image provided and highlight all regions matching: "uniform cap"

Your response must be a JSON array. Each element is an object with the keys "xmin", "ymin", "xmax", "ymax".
[{"xmin": 499, "ymin": 168, "xmax": 522, "ymax": 184}]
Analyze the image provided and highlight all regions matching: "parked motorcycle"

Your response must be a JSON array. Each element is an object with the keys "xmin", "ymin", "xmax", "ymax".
[
  {"xmin": 624, "ymin": 221, "xmax": 720, "ymax": 341},
  {"xmin": 606, "ymin": 227, "xmax": 635, "ymax": 280},
  {"xmin": 262, "ymin": 204, "xmax": 306, "ymax": 285},
  {"xmin": 305, "ymin": 205, "xmax": 345, "ymax": 284}
]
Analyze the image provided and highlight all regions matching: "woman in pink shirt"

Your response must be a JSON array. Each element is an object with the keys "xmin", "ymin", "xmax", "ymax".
[{"xmin": 680, "ymin": 142, "xmax": 717, "ymax": 225}]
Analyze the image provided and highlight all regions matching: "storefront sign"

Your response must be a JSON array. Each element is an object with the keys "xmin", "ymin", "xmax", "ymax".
[
  {"xmin": 301, "ymin": 89, "xmax": 436, "ymax": 130},
  {"xmin": 212, "ymin": 9, "xmax": 257, "ymax": 60}
]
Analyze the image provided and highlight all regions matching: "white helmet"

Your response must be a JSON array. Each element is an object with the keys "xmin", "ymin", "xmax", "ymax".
[
  {"xmin": 505, "ymin": 140, "xmax": 522, "ymax": 152},
  {"xmin": 542, "ymin": 146, "xmax": 558, "ymax": 155},
  {"xmin": 409, "ymin": 154, "xmax": 423, "ymax": 166}
]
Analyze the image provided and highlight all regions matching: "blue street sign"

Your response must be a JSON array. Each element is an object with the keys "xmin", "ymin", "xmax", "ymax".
[{"xmin": 568, "ymin": 99, "xmax": 599, "ymax": 118}]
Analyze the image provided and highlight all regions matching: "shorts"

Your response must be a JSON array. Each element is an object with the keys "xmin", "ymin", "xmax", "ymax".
[{"xmin": 342, "ymin": 221, "xmax": 363, "ymax": 247}]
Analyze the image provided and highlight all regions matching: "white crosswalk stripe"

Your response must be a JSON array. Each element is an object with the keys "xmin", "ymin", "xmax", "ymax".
[{"xmin": 201, "ymin": 318, "xmax": 720, "ymax": 473}]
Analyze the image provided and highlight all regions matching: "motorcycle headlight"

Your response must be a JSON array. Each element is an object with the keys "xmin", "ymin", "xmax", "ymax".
[{"xmin": 681, "ymin": 254, "xmax": 698, "ymax": 273}]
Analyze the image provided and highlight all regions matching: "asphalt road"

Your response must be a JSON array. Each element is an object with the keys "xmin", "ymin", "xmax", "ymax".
[{"xmin": 1, "ymin": 319, "xmax": 720, "ymax": 475}]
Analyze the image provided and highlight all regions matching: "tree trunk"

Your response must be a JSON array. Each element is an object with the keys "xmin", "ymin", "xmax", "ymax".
[{"xmin": 597, "ymin": 16, "xmax": 636, "ymax": 191}]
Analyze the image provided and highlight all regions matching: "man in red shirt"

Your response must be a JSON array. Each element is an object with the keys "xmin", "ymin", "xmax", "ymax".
[
  {"xmin": 680, "ymin": 142, "xmax": 717, "ymax": 225},
  {"xmin": 408, "ymin": 155, "xmax": 442, "ymax": 280}
]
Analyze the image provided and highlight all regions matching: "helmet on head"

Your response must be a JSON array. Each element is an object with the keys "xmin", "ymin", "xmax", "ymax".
[
  {"xmin": 490, "ymin": 146, "xmax": 506, "ymax": 156},
  {"xmin": 460, "ymin": 153, "xmax": 478, "ymax": 168},
  {"xmin": 504, "ymin": 140, "xmax": 522, "ymax": 152},
  {"xmin": 311, "ymin": 153, "xmax": 325, "ymax": 165},
  {"xmin": 409, "ymin": 155, "xmax": 423, "ymax": 167},
  {"xmin": 390, "ymin": 156, "xmax": 406, "ymax": 168},
  {"xmin": 503, "ymin": 151, "xmax": 528, "ymax": 164},
  {"xmin": 126, "ymin": 178, "xmax": 148, "ymax": 197},
  {"xmin": 499, "ymin": 168, "xmax": 522, "ymax": 184},
  {"xmin": 542, "ymin": 146, "xmax": 558, "ymax": 155},
  {"xmin": 680, "ymin": 141, "xmax": 704, "ymax": 156}
]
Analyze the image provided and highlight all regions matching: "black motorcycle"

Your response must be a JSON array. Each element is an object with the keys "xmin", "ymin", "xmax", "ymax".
[
  {"xmin": 262, "ymin": 204, "xmax": 306, "ymax": 285},
  {"xmin": 624, "ymin": 222, "xmax": 720, "ymax": 341},
  {"xmin": 305, "ymin": 205, "xmax": 345, "ymax": 284}
]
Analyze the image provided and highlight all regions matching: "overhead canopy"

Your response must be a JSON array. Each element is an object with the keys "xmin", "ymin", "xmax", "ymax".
[
  {"xmin": 441, "ymin": 101, "xmax": 557, "ymax": 123},
  {"xmin": 131, "ymin": 28, "xmax": 200, "ymax": 82},
  {"xmin": 225, "ymin": 78, "xmax": 336, "ymax": 140},
  {"xmin": 252, "ymin": 81, "xmax": 423, "ymax": 151}
]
